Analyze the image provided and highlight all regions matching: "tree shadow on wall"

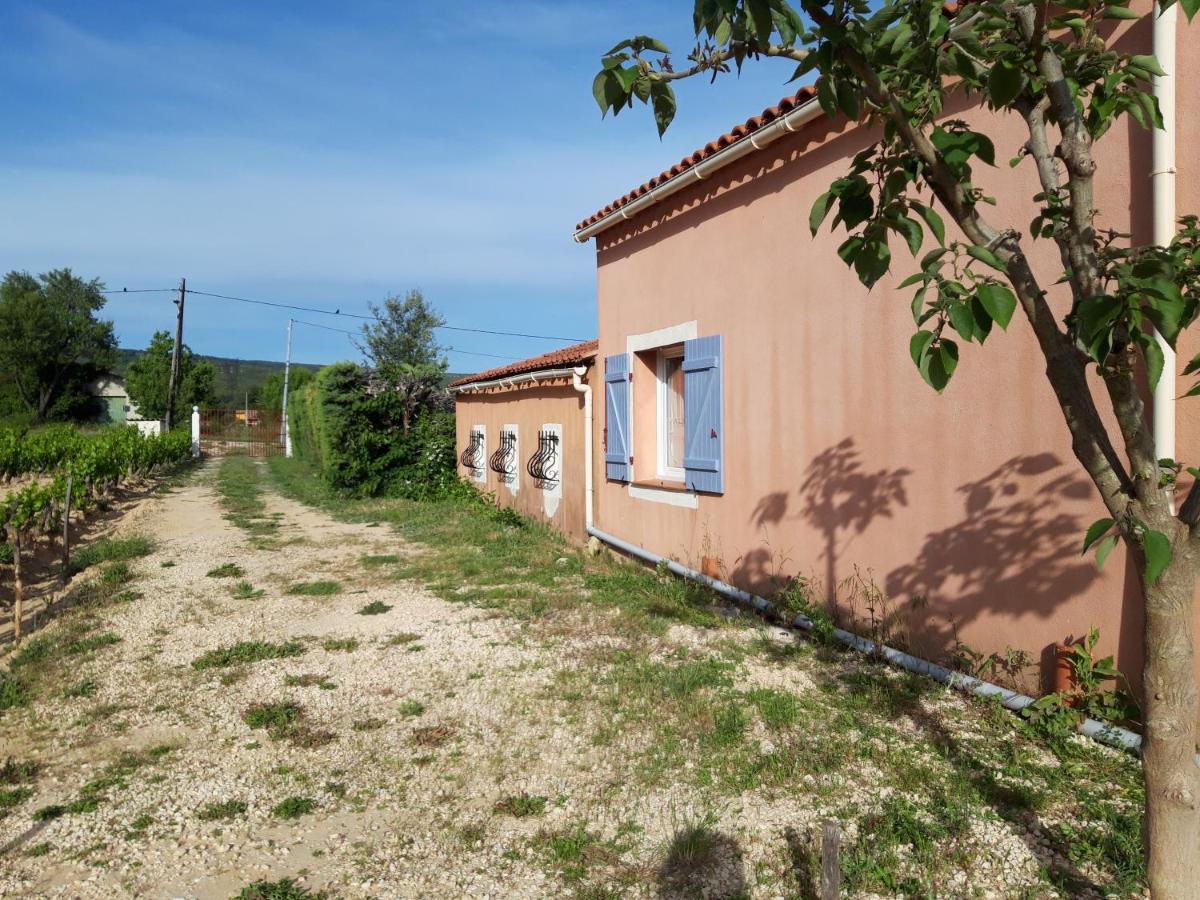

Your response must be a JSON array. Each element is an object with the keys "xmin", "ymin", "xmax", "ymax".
[
  {"xmin": 733, "ymin": 438, "xmax": 912, "ymax": 598},
  {"xmin": 885, "ymin": 453, "xmax": 1100, "ymax": 665}
]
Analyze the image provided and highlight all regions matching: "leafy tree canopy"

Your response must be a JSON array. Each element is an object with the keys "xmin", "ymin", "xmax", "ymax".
[
  {"xmin": 125, "ymin": 330, "xmax": 218, "ymax": 422},
  {"xmin": 357, "ymin": 289, "xmax": 447, "ymax": 379},
  {"xmin": 0, "ymin": 269, "xmax": 116, "ymax": 423},
  {"xmin": 259, "ymin": 367, "xmax": 314, "ymax": 411}
]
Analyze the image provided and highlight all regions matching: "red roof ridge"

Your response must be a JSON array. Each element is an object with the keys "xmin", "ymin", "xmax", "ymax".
[
  {"xmin": 574, "ymin": 85, "xmax": 818, "ymax": 233},
  {"xmin": 450, "ymin": 339, "xmax": 598, "ymax": 389}
]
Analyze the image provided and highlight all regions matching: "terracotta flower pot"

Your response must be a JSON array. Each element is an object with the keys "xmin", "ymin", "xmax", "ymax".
[
  {"xmin": 701, "ymin": 555, "xmax": 721, "ymax": 579},
  {"xmin": 1054, "ymin": 641, "xmax": 1082, "ymax": 703}
]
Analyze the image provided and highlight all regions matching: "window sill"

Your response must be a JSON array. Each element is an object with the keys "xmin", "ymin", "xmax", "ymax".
[{"xmin": 631, "ymin": 478, "xmax": 690, "ymax": 494}]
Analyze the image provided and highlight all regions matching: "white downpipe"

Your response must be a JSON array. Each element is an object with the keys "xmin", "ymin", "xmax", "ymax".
[
  {"xmin": 451, "ymin": 366, "xmax": 577, "ymax": 395},
  {"xmin": 572, "ymin": 366, "xmax": 594, "ymax": 529},
  {"xmin": 572, "ymin": 97, "xmax": 824, "ymax": 242},
  {"xmin": 1152, "ymin": 2, "xmax": 1177, "ymax": 481}
]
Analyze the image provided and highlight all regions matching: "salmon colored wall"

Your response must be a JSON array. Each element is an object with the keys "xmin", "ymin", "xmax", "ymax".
[
  {"xmin": 589, "ymin": 18, "xmax": 1198, "ymax": 696},
  {"xmin": 455, "ymin": 374, "xmax": 591, "ymax": 542}
]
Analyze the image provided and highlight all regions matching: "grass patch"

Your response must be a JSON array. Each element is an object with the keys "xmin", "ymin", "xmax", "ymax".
[
  {"xmin": 160, "ymin": 560, "xmax": 176, "ymax": 568},
  {"xmin": 192, "ymin": 641, "xmax": 305, "ymax": 671},
  {"xmin": 69, "ymin": 535, "xmax": 153, "ymax": 575},
  {"xmin": 361, "ymin": 554, "xmax": 400, "ymax": 566},
  {"xmin": 352, "ymin": 717, "xmax": 384, "ymax": 732},
  {"xmin": 206, "ymin": 563, "xmax": 244, "ymax": 579},
  {"xmin": 244, "ymin": 702, "xmax": 303, "ymax": 736},
  {"xmin": 197, "ymin": 799, "xmax": 248, "ymax": 821},
  {"xmin": 495, "ymin": 792, "xmax": 547, "ymax": 817},
  {"xmin": 234, "ymin": 878, "xmax": 325, "ymax": 899},
  {"xmin": 64, "ymin": 632, "xmax": 121, "ymax": 655},
  {"xmin": 284, "ymin": 674, "xmax": 335, "ymax": 690},
  {"xmin": 357, "ymin": 601, "xmax": 392, "ymax": 616},
  {"xmin": 232, "ymin": 581, "xmax": 265, "ymax": 600},
  {"xmin": 397, "ymin": 700, "xmax": 425, "ymax": 718},
  {"xmin": 24, "ymin": 842, "xmax": 51, "ymax": 857},
  {"xmin": 0, "ymin": 786, "xmax": 34, "ymax": 814},
  {"xmin": 271, "ymin": 796, "xmax": 316, "ymax": 820},
  {"xmin": 32, "ymin": 804, "xmax": 66, "ymax": 821},
  {"xmin": 287, "ymin": 581, "xmax": 342, "ymax": 597},
  {"xmin": 0, "ymin": 759, "xmax": 39, "ymax": 784},
  {"xmin": 216, "ymin": 456, "xmax": 280, "ymax": 543},
  {"xmin": 63, "ymin": 679, "xmax": 97, "ymax": 699},
  {"xmin": 387, "ymin": 632, "xmax": 421, "ymax": 646},
  {"xmin": 321, "ymin": 638, "xmax": 358, "ymax": 653}
]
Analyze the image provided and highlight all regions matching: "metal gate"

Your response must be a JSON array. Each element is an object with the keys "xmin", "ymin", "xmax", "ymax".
[{"xmin": 198, "ymin": 409, "xmax": 284, "ymax": 457}]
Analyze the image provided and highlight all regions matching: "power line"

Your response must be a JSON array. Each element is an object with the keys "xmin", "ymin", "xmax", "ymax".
[
  {"xmin": 152, "ymin": 287, "xmax": 585, "ymax": 343},
  {"xmin": 291, "ymin": 318, "xmax": 522, "ymax": 361}
]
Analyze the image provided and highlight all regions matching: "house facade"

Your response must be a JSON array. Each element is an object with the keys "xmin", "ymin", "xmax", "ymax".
[
  {"xmin": 452, "ymin": 341, "xmax": 596, "ymax": 541},
  {"xmin": 567, "ymin": 21, "xmax": 1200, "ymax": 690}
]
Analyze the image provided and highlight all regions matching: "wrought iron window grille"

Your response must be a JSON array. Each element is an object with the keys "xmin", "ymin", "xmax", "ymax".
[
  {"xmin": 526, "ymin": 430, "xmax": 560, "ymax": 487},
  {"xmin": 489, "ymin": 429, "xmax": 518, "ymax": 478},
  {"xmin": 460, "ymin": 431, "xmax": 484, "ymax": 474}
]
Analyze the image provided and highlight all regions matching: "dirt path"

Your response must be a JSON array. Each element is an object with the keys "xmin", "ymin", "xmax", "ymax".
[{"xmin": 0, "ymin": 463, "xmax": 569, "ymax": 898}]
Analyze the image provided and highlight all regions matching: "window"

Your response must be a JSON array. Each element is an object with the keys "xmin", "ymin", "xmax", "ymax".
[{"xmin": 657, "ymin": 346, "xmax": 685, "ymax": 480}]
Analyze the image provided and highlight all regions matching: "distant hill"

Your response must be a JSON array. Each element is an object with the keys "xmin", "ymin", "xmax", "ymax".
[{"xmin": 115, "ymin": 349, "xmax": 324, "ymax": 409}]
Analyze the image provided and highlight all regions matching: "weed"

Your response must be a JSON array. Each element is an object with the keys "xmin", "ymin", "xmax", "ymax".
[
  {"xmin": 387, "ymin": 632, "xmax": 421, "ymax": 645},
  {"xmin": 207, "ymin": 563, "xmax": 244, "ymax": 579},
  {"xmin": 160, "ymin": 560, "xmax": 176, "ymax": 568},
  {"xmin": 324, "ymin": 781, "xmax": 347, "ymax": 799},
  {"xmin": 217, "ymin": 456, "xmax": 281, "ymax": 542},
  {"xmin": 746, "ymin": 688, "xmax": 800, "ymax": 729},
  {"xmin": 287, "ymin": 581, "xmax": 342, "ymax": 597},
  {"xmin": 412, "ymin": 725, "xmax": 455, "ymax": 747},
  {"xmin": 398, "ymin": 700, "xmax": 425, "ymax": 718},
  {"xmin": 0, "ymin": 786, "xmax": 33, "ymax": 813},
  {"xmin": 234, "ymin": 877, "xmax": 325, "ymax": 899},
  {"xmin": 232, "ymin": 581, "xmax": 265, "ymax": 600},
  {"xmin": 69, "ymin": 536, "xmax": 154, "ymax": 574},
  {"xmin": 495, "ymin": 792, "xmax": 547, "ymax": 817},
  {"xmin": 33, "ymin": 804, "xmax": 66, "ymax": 821},
  {"xmin": 125, "ymin": 813, "xmax": 153, "ymax": 837},
  {"xmin": 271, "ymin": 796, "xmax": 317, "ymax": 820},
  {"xmin": 64, "ymin": 632, "xmax": 121, "ymax": 656},
  {"xmin": 361, "ymin": 554, "xmax": 400, "ymax": 566},
  {"xmin": 284, "ymin": 674, "xmax": 335, "ymax": 689},
  {"xmin": 352, "ymin": 718, "xmax": 384, "ymax": 731},
  {"xmin": 244, "ymin": 702, "xmax": 303, "ymax": 736},
  {"xmin": 405, "ymin": 644, "xmax": 424, "ymax": 653},
  {"xmin": 63, "ymin": 679, "xmax": 98, "ymax": 699},
  {"xmin": 197, "ymin": 799, "xmax": 248, "ymax": 821},
  {"xmin": 24, "ymin": 842, "xmax": 51, "ymax": 857},
  {"xmin": 0, "ymin": 759, "xmax": 39, "ymax": 784},
  {"xmin": 192, "ymin": 641, "xmax": 305, "ymax": 670},
  {"xmin": 0, "ymin": 672, "xmax": 29, "ymax": 711},
  {"xmin": 358, "ymin": 601, "xmax": 392, "ymax": 616},
  {"xmin": 321, "ymin": 638, "xmax": 358, "ymax": 653}
]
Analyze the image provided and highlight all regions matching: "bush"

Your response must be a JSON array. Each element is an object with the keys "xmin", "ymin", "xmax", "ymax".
[{"xmin": 287, "ymin": 363, "xmax": 465, "ymax": 500}]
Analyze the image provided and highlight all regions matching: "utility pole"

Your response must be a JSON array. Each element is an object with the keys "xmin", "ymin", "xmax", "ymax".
[
  {"xmin": 165, "ymin": 277, "xmax": 186, "ymax": 431},
  {"xmin": 280, "ymin": 318, "xmax": 294, "ymax": 452}
]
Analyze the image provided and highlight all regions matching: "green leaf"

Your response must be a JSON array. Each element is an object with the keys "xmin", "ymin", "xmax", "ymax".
[
  {"xmin": 948, "ymin": 302, "xmax": 977, "ymax": 342},
  {"xmin": 1142, "ymin": 529, "xmax": 1172, "ymax": 585},
  {"xmin": 810, "ymin": 191, "xmax": 834, "ymax": 235},
  {"xmin": 890, "ymin": 217, "xmax": 924, "ymax": 257},
  {"xmin": 1181, "ymin": 0, "xmax": 1200, "ymax": 22},
  {"xmin": 966, "ymin": 245, "xmax": 1008, "ymax": 273},
  {"xmin": 1183, "ymin": 351, "xmax": 1200, "ymax": 376},
  {"xmin": 1082, "ymin": 517, "xmax": 1115, "ymax": 553},
  {"xmin": 1142, "ymin": 333, "xmax": 1165, "ymax": 392},
  {"xmin": 1094, "ymin": 534, "xmax": 1120, "ymax": 571},
  {"xmin": 837, "ymin": 80, "xmax": 861, "ymax": 120},
  {"xmin": 649, "ymin": 82, "xmax": 677, "ymax": 138},
  {"xmin": 914, "ymin": 203, "xmax": 946, "ymax": 246},
  {"xmin": 909, "ymin": 330, "xmax": 935, "ymax": 367},
  {"xmin": 1129, "ymin": 55, "xmax": 1167, "ymax": 78},
  {"xmin": 853, "ymin": 239, "xmax": 892, "ymax": 287},
  {"xmin": 988, "ymin": 59, "xmax": 1025, "ymax": 107},
  {"xmin": 976, "ymin": 283, "xmax": 1017, "ymax": 329},
  {"xmin": 919, "ymin": 340, "xmax": 958, "ymax": 392},
  {"xmin": 1102, "ymin": 4, "xmax": 1140, "ymax": 17}
]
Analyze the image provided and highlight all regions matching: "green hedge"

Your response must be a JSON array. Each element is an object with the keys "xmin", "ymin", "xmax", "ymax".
[{"xmin": 287, "ymin": 363, "xmax": 464, "ymax": 499}]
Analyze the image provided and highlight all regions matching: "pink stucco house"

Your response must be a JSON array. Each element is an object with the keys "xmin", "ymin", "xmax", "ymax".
[
  {"xmin": 562, "ymin": 18, "xmax": 1200, "ymax": 694},
  {"xmin": 452, "ymin": 16, "xmax": 1199, "ymax": 698}
]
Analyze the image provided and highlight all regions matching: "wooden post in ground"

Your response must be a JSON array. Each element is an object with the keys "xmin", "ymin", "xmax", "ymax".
[
  {"xmin": 12, "ymin": 530, "xmax": 23, "ymax": 643},
  {"xmin": 165, "ymin": 277, "xmax": 186, "ymax": 432},
  {"xmin": 61, "ymin": 476, "xmax": 73, "ymax": 585},
  {"xmin": 820, "ymin": 820, "xmax": 841, "ymax": 900}
]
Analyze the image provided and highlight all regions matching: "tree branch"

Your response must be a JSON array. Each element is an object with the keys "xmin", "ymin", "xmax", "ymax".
[{"xmin": 646, "ymin": 42, "xmax": 809, "ymax": 83}]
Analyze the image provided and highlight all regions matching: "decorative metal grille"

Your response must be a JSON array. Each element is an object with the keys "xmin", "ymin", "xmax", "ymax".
[
  {"xmin": 459, "ymin": 431, "xmax": 484, "ymax": 475},
  {"xmin": 526, "ymin": 430, "xmax": 560, "ymax": 487},
  {"xmin": 489, "ymin": 429, "xmax": 517, "ymax": 478}
]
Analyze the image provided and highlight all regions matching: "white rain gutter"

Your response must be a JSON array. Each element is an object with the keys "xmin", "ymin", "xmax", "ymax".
[
  {"xmin": 572, "ymin": 366, "xmax": 594, "ymax": 528},
  {"xmin": 451, "ymin": 366, "xmax": 577, "ymax": 395},
  {"xmin": 1152, "ymin": 2, "xmax": 1178, "ymax": 482},
  {"xmin": 572, "ymin": 95, "xmax": 824, "ymax": 243}
]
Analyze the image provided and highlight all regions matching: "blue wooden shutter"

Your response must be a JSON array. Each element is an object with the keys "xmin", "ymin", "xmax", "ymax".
[
  {"xmin": 683, "ymin": 335, "xmax": 723, "ymax": 494},
  {"xmin": 604, "ymin": 353, "xmax": 632, "ymax": 482}
]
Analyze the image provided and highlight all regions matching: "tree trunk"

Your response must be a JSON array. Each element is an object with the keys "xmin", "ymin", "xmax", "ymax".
[{"xmin": 1141, "ymin": 557, "xmax": 1200, "ymax": 898}]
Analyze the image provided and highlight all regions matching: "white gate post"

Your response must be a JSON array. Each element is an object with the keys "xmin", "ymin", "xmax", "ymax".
[{"xmin": 191, "ymin": 406, "xmax": 201, "ymax": 458}]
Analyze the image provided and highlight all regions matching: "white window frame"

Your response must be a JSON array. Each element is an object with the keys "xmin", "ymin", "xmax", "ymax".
[{"xmin": 656, "ymin": 345, "xmax": 686, "ymax": 482}]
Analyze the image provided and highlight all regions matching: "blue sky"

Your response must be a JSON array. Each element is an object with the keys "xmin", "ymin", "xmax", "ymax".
[{"xmin": 1, "ymin": 1, "xmax": 804, "ymax": 370}]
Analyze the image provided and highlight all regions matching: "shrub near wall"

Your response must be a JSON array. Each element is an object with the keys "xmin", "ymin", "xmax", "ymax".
[{"xmin": 287, "ymin": 363, "xmax": 462, "ymax": 498}]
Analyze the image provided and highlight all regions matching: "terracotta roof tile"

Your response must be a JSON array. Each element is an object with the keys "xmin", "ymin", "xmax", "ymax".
[
  {"xmin": 449, "ymin": 339, "xmax": 598, "ymax": 389},
  {"xmin": 573, "ymin": 85, "xmax": 819, "ymax": 233}
]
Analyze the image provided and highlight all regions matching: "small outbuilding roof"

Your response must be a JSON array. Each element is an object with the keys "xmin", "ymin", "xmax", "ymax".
[{"xmin": 449, "ymin": 339, "xmax": 598, "ymax": 389}]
